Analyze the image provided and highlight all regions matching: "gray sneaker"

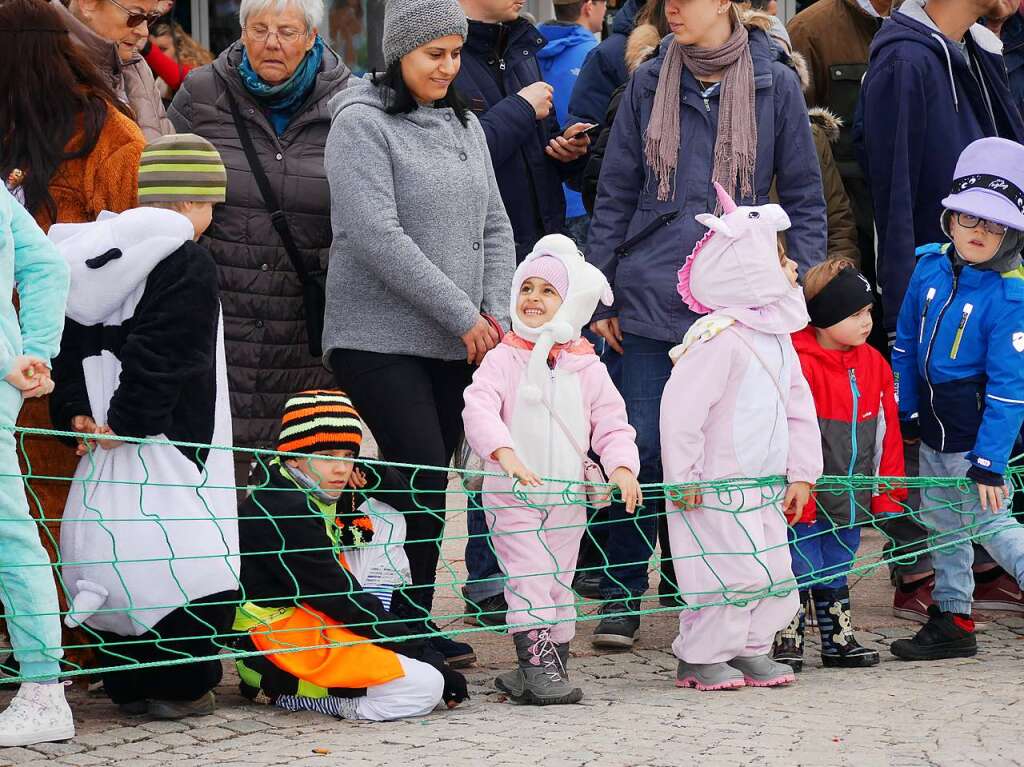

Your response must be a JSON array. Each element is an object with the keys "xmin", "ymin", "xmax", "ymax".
[
  {"xmin": 727, "ymin": 655, "xmax": 796, "ymax": 687},
  {"xmin": 148, "ymin": 691, "xmax": 217, "ymax": 719},
  {"xmin": 495, "ymin": 629, "xmax": 582, "ymax": 705},
  {"xmin": 675, "ymin": 661, "xmax": 745, "ymax": 691}
]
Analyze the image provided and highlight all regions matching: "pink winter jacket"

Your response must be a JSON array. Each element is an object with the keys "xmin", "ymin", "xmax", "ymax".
[{"xmin": 463, "ymin": 338, "xmax": 640, "ymax": 488}]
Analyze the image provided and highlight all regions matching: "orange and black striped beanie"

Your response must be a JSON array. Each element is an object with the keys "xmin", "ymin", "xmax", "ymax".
[{"xmin": 277, "ymin": 390, "xmax": 363, "ymax": 455}]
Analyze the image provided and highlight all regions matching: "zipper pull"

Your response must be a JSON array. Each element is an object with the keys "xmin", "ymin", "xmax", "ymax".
[
  {"xmin": 848, "ymin": 368, "xmax": 860, "ymax": 410},
  {"xmin": 703, "ymin": 97, "xmax": 711, "ymax": 112},
  {"xmin": 949, "ymin": 302, "xmax": 974, "ymax": 360},
  {"xmin": 919, "ymin": 287, "xmax": 936, "ymax": 343},
  {"xmin": 499, "ymin": 58, "xmax": 506, "ymax": 71}
]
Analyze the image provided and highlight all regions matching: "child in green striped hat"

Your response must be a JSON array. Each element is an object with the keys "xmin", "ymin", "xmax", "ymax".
[{"xmin": 136, "ymin": 133, "xmax": 227, "ymax": 239}]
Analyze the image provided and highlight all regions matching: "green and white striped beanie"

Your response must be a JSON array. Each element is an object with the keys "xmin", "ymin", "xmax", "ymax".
[{"xmin": 137, "ymin": 133, "xmax": 227, "ymax": 205}]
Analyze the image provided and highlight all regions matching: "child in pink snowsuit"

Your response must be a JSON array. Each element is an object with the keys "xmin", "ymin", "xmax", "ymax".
[
  {"xmin": 662, "ymin": 184, "xmax": 824, "ymax": 692},
  {"xmin": 463, "ymin": 234, "xmax": 640, "ymax": 706}
]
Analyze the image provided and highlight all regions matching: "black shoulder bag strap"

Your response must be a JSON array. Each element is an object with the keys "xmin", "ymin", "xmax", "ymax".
[{"xmin": 225, "ymin": 87, "xmax": 326, "ymax": 357}]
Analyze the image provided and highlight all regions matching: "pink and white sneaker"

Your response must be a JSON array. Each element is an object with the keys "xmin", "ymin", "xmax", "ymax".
[
  {"xmin": 675, "ymin": 661, "xmax": 745, "ymax": 691},
  {"xmin": 727, "ymin": 655, "xmax": 796, "ymax": 688}
]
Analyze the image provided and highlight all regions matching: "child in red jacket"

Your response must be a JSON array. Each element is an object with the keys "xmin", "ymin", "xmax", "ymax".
[{"xmin": 773, "ymin": 259, "xmax": 906, "ymax": 671}]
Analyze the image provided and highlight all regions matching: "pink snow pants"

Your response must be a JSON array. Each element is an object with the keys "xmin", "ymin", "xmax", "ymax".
[
  {"xmin": 666, "ymin": 488, "xmax": 799, "ymax": 664},
  {"xmin": 484, "ymin": 489, "xmax": 586, "ymax": 643}
]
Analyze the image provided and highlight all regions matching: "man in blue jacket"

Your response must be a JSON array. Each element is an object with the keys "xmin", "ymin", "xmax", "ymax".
[
  {"xmin": 538, "ymin": 0, "xmax": 606, "ymax": 245},
  {"xmin": 858, "ymin": 0, "xmax": 1024, "ymax": 343},
  {"xmin": 567, "ymin": 0, "xmax": 646, "ymax": 126},
  {"xmin": 455, "ymin": 0, "xmax": 594, "ymax": 262}
]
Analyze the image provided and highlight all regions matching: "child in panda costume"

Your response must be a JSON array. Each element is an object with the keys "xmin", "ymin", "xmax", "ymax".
[
  {"xmin": 462, "ymin": 234, "xmax": 641, "ymax": 705},
  {"xmin": 48, "ymin": 135, "xmax": 240, "ymax": 718}
]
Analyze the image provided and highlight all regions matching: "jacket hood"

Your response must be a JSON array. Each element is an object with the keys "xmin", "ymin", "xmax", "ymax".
[
  {"xmin": 809, "ymin": 107, "xmax": 843, "ymax": 143},
  {"xmin": 612, "ymin": 0, "xmax": 643, "ymax": 36},
  {"xmin": 625, "ymin": 23, "xmax": 662, "ymax": 73},
  {"xmin": 537, "ymin": 22, "xmax": 596, "ymax": 60},
  {"xmin": 328, "ymin": 73, "xmax": 382, "ymax": 117},
  {"xmin": 51, "ymin": 0, "xmax": 131, "ymax": 77},
  {"xmin": 48, "ymin": 208, "xmax": 193, "ymax": 326}
]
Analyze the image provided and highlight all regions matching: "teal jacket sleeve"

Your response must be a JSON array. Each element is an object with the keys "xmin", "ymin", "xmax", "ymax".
[{"xmin": 11, "ymin": 201, "xmax": 69, "ymax": 364}]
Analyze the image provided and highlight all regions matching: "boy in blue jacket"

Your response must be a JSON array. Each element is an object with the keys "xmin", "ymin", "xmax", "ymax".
[{"xmin": 891, "ymin": 137, "xmax": 1024, "ymax": 661}]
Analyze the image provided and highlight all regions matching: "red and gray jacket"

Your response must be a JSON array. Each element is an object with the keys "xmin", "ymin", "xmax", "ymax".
[{"xmin": 791, "ymin": 327, "xmax": 906, "ymax": 525}]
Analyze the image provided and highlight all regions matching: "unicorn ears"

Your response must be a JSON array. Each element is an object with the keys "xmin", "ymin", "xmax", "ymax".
[{"xmin": 695, "ymin": 212, "xmax": 735, "ymax": 238}]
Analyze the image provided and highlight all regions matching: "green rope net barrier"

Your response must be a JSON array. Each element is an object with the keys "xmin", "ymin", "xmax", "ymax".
[{"xmin": 0, "ymin": 425, "xmax": 1019, "ymax": 684}]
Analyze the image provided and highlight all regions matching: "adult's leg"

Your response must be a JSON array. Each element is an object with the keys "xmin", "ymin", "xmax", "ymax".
[
  {"xmin": 463, "ymin": 500, "xmax": 506, "ymax": 605},
  {"xmin": 332, "ymin": 350, "xmax": 454, "ymax": 617},
  {"xmin": 597, "ymin": 334, "xmax": 672, "ymax": 600}
]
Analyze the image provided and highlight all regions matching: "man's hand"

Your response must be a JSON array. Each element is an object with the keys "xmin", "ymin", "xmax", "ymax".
[
  {"xmin": 517, "ymin": 82, "xmax": 554, "ymax": 120},
  {"xmin": 545, "ymin": 123, "xmax": 593, "ymax": 163},
  {"xmin": 589, "ymin": 317, "xmax": 623, "ymax": 354},
  {"xmin": 461, "ymin": 316, "xmax": 500, "ymax": 365}
]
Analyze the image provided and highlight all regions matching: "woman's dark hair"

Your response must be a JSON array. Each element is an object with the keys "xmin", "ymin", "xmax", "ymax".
[
  {"xmin": 375, "ymin": 59, "xmax": 471, "ymax": 128},
  {"xmin": 0, "ymin": 0, "xmax": 134, "ymax": 221}
]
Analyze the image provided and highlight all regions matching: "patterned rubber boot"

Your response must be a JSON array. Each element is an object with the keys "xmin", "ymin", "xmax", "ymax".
[
  {"xmin": 727, "ymin": 655, "xmax": 796, "ymax": 687},
  {"xmin": 675, "ymin": 661, "xmax": 745, "ymax": 691},
  {"xmin": 813, "ymin": 586, "xmax": 880, "ymax": 668},
  {"xmin": 771, "ymin": 593, "xmax": 807, "ymax": 673},
  {"xmin": 496, "ymin": 629, "xmax": 582, "ymax": 705}
]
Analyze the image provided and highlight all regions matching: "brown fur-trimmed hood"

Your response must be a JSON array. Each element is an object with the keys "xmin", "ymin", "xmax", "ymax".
[
  {"xmin": 809, "ymin": 106, "xmax": 843, "ymax": 143},
  {"xmin": 626, "ymin": 23, "xmax": 663, "ymax": 74}
]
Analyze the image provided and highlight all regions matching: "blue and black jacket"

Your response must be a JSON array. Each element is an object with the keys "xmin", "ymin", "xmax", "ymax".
[{"xmin": 892, "ymin": 243, "xmax": 1024, "ymax": 482}]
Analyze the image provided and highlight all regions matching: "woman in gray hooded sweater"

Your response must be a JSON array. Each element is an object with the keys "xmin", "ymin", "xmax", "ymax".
[{"xmin": 322, "ymin": 0, "xmax": 515, "ymax": 668}]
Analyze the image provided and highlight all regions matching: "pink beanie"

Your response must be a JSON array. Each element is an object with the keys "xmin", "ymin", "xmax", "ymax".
[{"xmin": 518, "ymin": 255, "xmax": 569, "ymax": 298}]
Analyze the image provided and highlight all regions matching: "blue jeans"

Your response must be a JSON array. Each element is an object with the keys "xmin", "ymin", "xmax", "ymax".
[
  {"xmin": 789, "ymin": 519, "xmax": 862, "ymax": 589},
  {"xmin": 565, "ymin": 215, "xmax": 590, "ymax": 249},
  {"xmin": 918, "ymin": 444, "xmax": 1024, "ymax": 615},
  {"xmin": 599, "ymin": 334, "xmax": 673, "ymax": 600},
  {"xmin": 463, "ymin": 496, "xmax": 505, "ymax": 603}
]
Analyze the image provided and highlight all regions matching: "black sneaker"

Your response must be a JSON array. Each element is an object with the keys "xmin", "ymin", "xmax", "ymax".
[
  {"xmin": 572, "ymin": 572, "xmax": 602, "ymax": 600},
  {"xmin": 591, "ymin": 599, "xmax": 641, "ymax": 650},
  {"xmin": 463, "ymin": 593, "xmax": 508, "ymax": 629},
  {"xmin": 657, "ymin": 580, "xmax": 686, "ymax": 608},
  {"xmin": 890, "ymin": 605, "xmax": 977, "ymax": 661},
  {"xmin": 426, "ymin": 621, "xmax": 477, "ymax": 669}
]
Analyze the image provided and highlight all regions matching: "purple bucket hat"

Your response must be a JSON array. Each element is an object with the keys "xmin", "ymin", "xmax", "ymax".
[{"xmin": 942, "ymin": 137, "xmax": 1024, "ymax": 232}]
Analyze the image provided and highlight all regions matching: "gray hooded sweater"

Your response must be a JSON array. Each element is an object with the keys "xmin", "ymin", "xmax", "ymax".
[{"xmin": 322, "ymin": 76, "xmax": 515, "ymax": 363}]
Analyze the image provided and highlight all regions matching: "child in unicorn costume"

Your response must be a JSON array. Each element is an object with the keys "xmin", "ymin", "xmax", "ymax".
[
  {"xmin": 661, "ymin": 184, "xmax": 823, "ymax": 692},
  {"xmin": 463, "ymin": 234, "xmax": 640, "ymax": 706}
]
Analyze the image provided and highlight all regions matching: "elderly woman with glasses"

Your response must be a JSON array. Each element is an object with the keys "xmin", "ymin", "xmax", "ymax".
[
  {"xmin": 168, "ymin": 0, "xmax": 350, "ymax": 489},
  {"xmin": 48, "ymin": 0, "xmax": 173, "ymax": 140}
]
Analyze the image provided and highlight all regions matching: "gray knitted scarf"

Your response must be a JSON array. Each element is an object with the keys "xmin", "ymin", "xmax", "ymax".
[{"xmin": 644, "ymin": 17, "xmax": 757, "ymax": 204}]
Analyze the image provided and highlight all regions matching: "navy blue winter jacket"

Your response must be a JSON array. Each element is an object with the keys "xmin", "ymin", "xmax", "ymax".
[
  {"xmin": 454, "ymin": 18, "xmax": 582, "ymax": 261},
  {"xmin": 893, "ymin": 244, "xmax": 1024, "ymax": 478},
  {"xmin": 586, "ymin": 28, "xmax": 827, "ymax": 344},
  {"xmin": 857, "ymin": 1, "xmax": 1024, "ymax": 334},
  {"xmin": 567, "ymin": 0, "xmax": 643, "ymax": 125},
  {"xmin": 1003, "ymin": 13, "xmax": 1024, "ymax": 121}
]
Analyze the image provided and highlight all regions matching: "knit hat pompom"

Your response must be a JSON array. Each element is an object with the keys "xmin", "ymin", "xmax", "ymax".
[
  {"xmin": 137, "ymin": 133, "xmax": 226, "ymax": 205},
  {"xmin": 518, "ymin": 255, "xmax": 570, "ymax": 300},
  {"xmin": 277, "ymin": 389, "xmax": 363, "ymax": 455},
  {"xmin": 383, "ymin": 0, "xmax": 468, "ymax": 67}
]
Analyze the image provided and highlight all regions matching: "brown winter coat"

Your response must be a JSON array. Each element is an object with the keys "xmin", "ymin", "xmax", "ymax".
[
  {"xmin": 167, "ymin": 42, "xmax": 350, "ymax": 461},
  {"xmin": 51, "ymin": 0, "xmax": 174, "ymax": 141},
  {"xmin": 808, "ymin": 107, "xmax": 860, "ymax": 265}
]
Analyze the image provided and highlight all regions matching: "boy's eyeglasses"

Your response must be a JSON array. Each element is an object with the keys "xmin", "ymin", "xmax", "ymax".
[
  {"xmin": 243, "ymin": 26, "xmax": 308, "ymax": 43},
  {"xmin": 954, "ymin": 212, "xmax": 1009, "ymax": 236},
  {"xmin": 106, "ymin": 0, "xmax": 163, "ymax": 28}
]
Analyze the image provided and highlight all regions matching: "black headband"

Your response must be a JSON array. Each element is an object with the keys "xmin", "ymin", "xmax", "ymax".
[
  {"xmin": 951, "ymin": 173, "xmax": 1024, "ymax": 214},
  {"xmin": 806, "ymin": 267, "xmax": 874, "ymax": 329}
]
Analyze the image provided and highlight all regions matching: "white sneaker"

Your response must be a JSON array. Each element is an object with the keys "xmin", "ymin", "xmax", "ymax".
[{"xmin": 0, "ymin": 681, "xmax": 75, "ymax": 747}]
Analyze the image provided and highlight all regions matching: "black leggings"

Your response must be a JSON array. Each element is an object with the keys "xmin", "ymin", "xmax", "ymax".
[{"xmin": 332, "ymin": 349, "xmax": 472, "ymax": 619}]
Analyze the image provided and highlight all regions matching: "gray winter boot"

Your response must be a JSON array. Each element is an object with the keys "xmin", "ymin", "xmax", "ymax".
[
  {"xmin": 675, "ymin": 661, "xmax": 745, "ymax": 691},
  {"xmin": 727, "ymin": 654, "xmax": 796, "ymax": 687},
  {"xmin": 495, "ymin": 629, "xmax": 583, "ymax": 705}
]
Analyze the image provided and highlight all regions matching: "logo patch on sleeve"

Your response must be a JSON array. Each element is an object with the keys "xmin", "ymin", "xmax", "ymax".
[
  {"xmin": 977, "ymin": 457, "xmax": 992, "ymax": 468},
  {"xmin": 1014, "ymin": 332, "xmax": 1024, "ymax": 353}
]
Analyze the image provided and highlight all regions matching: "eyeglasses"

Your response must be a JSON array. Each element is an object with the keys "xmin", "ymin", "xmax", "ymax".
[
  {"xmin": 243, "ymin": 25, "xmax": 308, "ymax": 44},
  {"xmin": 954, "ymin": 212, "xmax": 1008, "ymax": 236},
  {"xmin": 107, "ymin": 0, "xmax": 163, "ymax": 29}
]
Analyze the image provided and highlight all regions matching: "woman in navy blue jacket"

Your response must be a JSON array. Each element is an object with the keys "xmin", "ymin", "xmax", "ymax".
[{"xmin": 583, "ymin": 2, "xmax": 825, "ymax": 650}]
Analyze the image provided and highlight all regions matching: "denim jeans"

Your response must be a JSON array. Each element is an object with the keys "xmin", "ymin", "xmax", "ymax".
[
  {"xmin": 918, "ymin": 444, "xmax": 1024, "ymax": 615},
  {"xmin": 598, "ymin": 333, "xmax": 673, "ymax": 599},
  {"xmin": 565, "ymin": 215, "xmax": 590, "ymax": 249},
  {"xmin": 463, "ymin": 497, "xmax": 505, "ymax": 603},
  {"xmin": 789, "ymin": 519, "xmax": 862, "ymax": 589}
]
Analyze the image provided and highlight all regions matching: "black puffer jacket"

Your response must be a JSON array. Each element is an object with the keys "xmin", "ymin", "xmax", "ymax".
[{"xmin": 168, "ymin": 42, "xmax": 350, "ymax": 454}]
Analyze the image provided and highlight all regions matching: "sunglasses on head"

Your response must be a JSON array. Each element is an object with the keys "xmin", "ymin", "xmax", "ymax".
[{"xmin": 107, "ymin": 0, "xmax": 163, "ymax": 29}]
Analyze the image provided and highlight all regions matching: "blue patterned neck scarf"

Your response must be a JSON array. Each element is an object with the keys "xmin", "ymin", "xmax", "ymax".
[{"xmin": 238, "ymin": 35, "xmax": 324, "ymax": 135}]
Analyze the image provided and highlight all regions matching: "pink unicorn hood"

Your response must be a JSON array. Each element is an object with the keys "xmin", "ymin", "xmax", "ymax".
[{"xmin": 676, "ymin": 183, "xmax": 809, "ymax": 335}]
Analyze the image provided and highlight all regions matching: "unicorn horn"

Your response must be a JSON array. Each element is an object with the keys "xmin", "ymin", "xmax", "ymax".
[{"xmin": 714, "ymin": 182, "xmax": 738, "ymax": 214}]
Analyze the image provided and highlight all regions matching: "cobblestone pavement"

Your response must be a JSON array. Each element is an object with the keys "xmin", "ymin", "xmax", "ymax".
[{"xmin": 3, "ymin": 519, "xmax": 1022, "ymax": 766}]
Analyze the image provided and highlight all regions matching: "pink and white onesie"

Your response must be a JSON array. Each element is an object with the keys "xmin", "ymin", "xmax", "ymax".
[
  {"xmin": 662, "ymin": 187, "xmax": 824, "ymax": 666},
  {"xmin": 463, "ymin": 235, "xmax": 639, "ymax": 643}
]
